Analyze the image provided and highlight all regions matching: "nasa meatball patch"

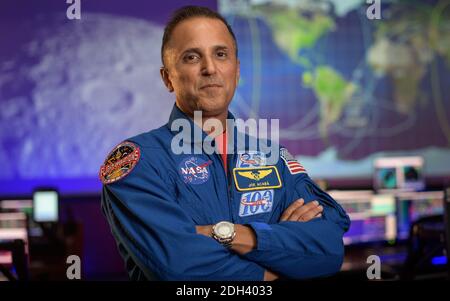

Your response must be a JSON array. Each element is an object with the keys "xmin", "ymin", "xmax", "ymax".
[
  {"xmin": 178, "ymin": 156, "xmax": 212, "ymax": 185},
  {"xmin": 99, "ymin": 141, "xmax": 141, "ymax": 184}
]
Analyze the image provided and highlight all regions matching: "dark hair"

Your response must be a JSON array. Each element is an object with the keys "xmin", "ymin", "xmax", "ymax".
[{"xmin": 161, "ymin": 6, "xmax": 238, "ymax": 66}]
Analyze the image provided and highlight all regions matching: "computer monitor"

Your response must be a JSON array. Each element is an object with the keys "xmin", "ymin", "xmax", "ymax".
[
  {"xmin": 444, "ymin": 188, "xmax": 450, "ymax": 276},
  {"xmin": 374, "ymin": 156, "xmax": 425, "ymax": 192},
  {"xmin": 33, "ymin": 190, "xmax": 59, "ymax": 223},
  {"xmin": 0, "ymin": 211, "xmax": 28, "ymax": 265},
  {"xmin": 328, "ymin": 190, "xmax": 396, "ymax": 245},
  {"xmin": 396, "ymin": 191, "xmax": 444, "ymax": 240},
  {"xmin": 0, "ymin": 199, "xmax": 43, "ymax": 237}
]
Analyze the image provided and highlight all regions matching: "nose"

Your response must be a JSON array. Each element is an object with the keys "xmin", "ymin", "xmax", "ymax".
[{"xmin": 201, "ymin": 55, "xmax": 217, "ymax": 76}]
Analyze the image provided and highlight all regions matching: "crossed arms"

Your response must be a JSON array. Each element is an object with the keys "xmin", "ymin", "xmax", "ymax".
[
  {"xmin": 102, "ymin": 155, "xmax": 350, "ymax": 280},
  {"xmin": 196, "ymin": 199, "xmax": 324, "ymax": 280}
]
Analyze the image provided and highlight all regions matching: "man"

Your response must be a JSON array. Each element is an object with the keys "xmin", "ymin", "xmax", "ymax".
[{"xmin": 100, "ymin": 6, "xmax": 350, "ymax": 281}]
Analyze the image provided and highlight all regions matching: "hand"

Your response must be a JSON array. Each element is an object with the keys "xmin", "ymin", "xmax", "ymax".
[
  {"xmin": 264, "ymin": 269, "xmax": 279, "ymax": 281},
  {"xmin": 280, "ymin": 199, "xmax": 323, "ymax": 222},
  {"xmin": 195, "ymin": 225, "xmax": 213, "ymax": 237}
]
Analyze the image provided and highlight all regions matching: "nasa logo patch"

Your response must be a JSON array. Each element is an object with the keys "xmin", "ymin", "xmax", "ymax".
[
  {"xmin": 239, "ymin": 189, "xmax": 274, "ymax": 217},
  {"xmin": 178, "ymin": 156, "xmax": 212, "ymax": 185},
  {"xmin": 99, "ymin": 141, "xmax": 141, "ymax": 184}
]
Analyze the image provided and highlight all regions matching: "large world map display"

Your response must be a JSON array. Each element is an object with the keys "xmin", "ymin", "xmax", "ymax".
[
  {"xmin": 0, "ymin": 0, "xmax": 448, "ymax": 195},
  {"xmin": 221, "ymin": 0, "xmax": 450, "ymax": 179}
]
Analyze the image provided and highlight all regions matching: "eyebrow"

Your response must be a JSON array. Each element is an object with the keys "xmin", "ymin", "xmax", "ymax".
[{"xmin": 181, "ymin": 45, "xmax": 230, "ymax": 56}]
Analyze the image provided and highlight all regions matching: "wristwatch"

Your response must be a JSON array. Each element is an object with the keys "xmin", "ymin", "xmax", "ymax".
[{"xmin": 212, "ymin": 221, "xmax": 236, "ymax": 247}]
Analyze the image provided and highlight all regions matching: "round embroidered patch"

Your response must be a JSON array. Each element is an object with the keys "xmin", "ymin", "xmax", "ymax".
[
  {"xmin": 99, "ymin": 141, "xmax": 141, "ymax": 184},
  {"xmin": 178, "ymin": 156, "xmax": 212, "ymax": 185}
]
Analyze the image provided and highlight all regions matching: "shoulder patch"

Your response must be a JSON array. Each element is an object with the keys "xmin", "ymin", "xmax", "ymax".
[
  {"xmin": 99, "ymin": 141, "xmax": 141, "ymax": 184},
  {"xmin": 280, "ymin": 148, "xmax": 307, "ymax": 175}
]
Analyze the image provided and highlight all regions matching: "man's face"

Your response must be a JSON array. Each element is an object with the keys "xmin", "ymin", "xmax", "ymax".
[{"xmin": 161, "ymin": 17, "xmax": 240, "ymax": 118}]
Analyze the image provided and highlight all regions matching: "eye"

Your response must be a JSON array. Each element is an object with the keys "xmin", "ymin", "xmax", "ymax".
[
  {"xmin": 183, "ymin": 54, "xmax": 200, "ymax": 63},
  {"xmin": 216, "ymin": 51, "xmax": 228, "ymax": 58}
]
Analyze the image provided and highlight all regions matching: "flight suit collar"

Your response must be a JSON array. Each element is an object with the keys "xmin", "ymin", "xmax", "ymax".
[{"xmin": 167, "ymin": 103, "xmax": 240, "ymax": 152}]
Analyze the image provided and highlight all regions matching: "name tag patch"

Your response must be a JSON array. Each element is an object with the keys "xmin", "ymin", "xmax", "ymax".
[
  {"xmin": 239, "ymin": 190, "xmax": 274, "ymax": 217},
  {"xmin": 233, "ymin": 166, "xmax": 282, "ymax": 191}
]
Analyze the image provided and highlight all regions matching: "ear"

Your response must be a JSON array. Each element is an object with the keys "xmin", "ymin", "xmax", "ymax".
[{"xmin": 160, "ymin": 67, "xmax": 174, "ymax": 92}]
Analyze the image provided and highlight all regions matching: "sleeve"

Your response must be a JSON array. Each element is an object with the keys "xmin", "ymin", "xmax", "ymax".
[
  {"xmin": 241, "ymin": 148, "xmax": 351, "ymax": 280},
  {"xmin": 100, "ymin": 144, "xmax": 265, "ymax": 281}
]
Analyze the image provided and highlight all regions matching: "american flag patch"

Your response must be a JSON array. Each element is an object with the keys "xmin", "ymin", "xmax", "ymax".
[{"xmin": 280, "ymin": 148, "xmax": 307, "ymax": 175}]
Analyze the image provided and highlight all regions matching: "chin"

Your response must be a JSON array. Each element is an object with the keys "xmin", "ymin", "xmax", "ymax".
[{"xmin": 197, "ymin": 99, "xmax": 229, "ymax": 116}]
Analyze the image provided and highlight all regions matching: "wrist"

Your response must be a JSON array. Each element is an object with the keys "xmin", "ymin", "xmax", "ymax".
[{"xmin": 230, "ymin": 224, "xmax": 257, "ymax": 255}]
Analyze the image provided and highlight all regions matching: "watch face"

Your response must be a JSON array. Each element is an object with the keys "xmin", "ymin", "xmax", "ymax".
[{"xmin": 216, "ymin": 222, "xmax": 234, "ymax": 239}]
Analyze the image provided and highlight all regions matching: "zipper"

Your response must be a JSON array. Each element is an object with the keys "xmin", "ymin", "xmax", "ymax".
[
  {"xmin": 217, "ymin": 152, "xmax": 234, "ymax": 222},
  {"xmin": 226, "ymin": 153, "xmax": 234, "ymax": 222}
]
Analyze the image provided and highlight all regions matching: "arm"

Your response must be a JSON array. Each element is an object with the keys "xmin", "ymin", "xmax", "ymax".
[
  {"xmin": 196, "ymin": 199, "xmax": 324, "ymax": 280},
  {"xmin": 240, "ymin": 166, "xmax": 351, "ymax": 279},
  {"xmin": 196, "ymin": 224, "xmax": 279, "ymax": 281},
  {"xmin": 101, "ymin": 146, "xmax": 267, "ymax": 281}
]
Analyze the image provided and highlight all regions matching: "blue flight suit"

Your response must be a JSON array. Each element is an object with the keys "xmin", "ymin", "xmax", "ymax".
[{"xmin": 100, "ymin": 104, "xmax": 350, "ymax": 280}]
